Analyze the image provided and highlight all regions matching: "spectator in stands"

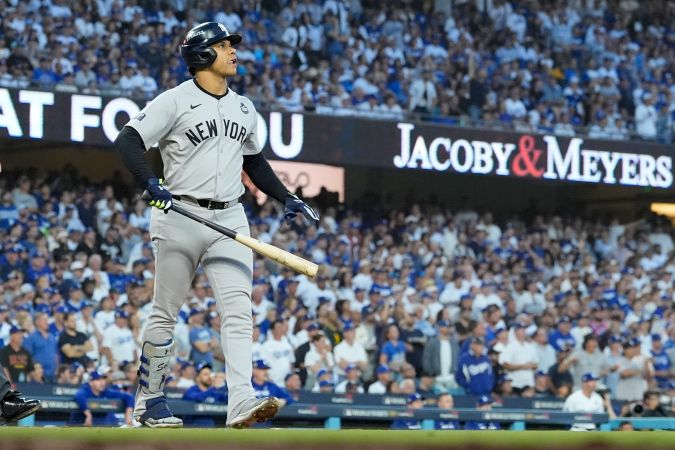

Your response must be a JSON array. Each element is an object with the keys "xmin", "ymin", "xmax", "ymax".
[
  {"xmin": 175, "ymin": 361, "xmax": 196, "ymax": 389},
  {"xmin": 548, "ymin": 345, "xmax": 574, "ymax": 398},
  {"xmin": 635, "ymin": 93, "xmax": 658, "ymax": 139},
  {"xmin": 532, "ymin": 327, "xmax": 556, "ymax": 373},
  {"xmin": 533, "ymin": 371, "xmax": 552, "ymax": 397},
  {"xmin": 58, "ymin": 312, "xmax": 93, "ymax": 367},
  {"xmin": 284, "ymin": 371, "xmax": 302, "ymax": 397},
  {"xmin": 422, "ymin": 320, "xmax": 460, "ymax": 391},
  {"xmin": 602, "ymin": 335, "xmax": 624, "ymax": 397},
  {"xmin": 563, "ymin": 372, "xmax": 616, "ymax": 431},
  {"xmin": 262, "ymin": 319, "xmax": 296, "ymax": 386},
  {"xmin": 335, "ymin": 363, "xmax": 364, "ymax": 394},
  {"xmin": 379, "ymin": 324, "xmax": 406, "ymax": 372},
  {"xmin": 649, "ymin": 334, "xmax": 672, "ymax": 390},
  {"xmin": 333, "ymin": 322, "xmax": 368, "ymax": 378},
  {"xmin": 69, "ymin": 370, "xmax": 133, "ymax": 427},
  {"xmin": 181, "ymin": 362, "xmax": 228, "ymax": 428},
  {"xmin": 188, "ymin": 309, "xmax": 215, "ymax": 366},
  {"xmin": 367, "ymin": 364, "xmax": 392, "ymax": 395},
  {"xmin": 549, "ymin": 316, "xmax": 576, "ymax": 352},
  {"xmin": 639, "ymin": 390, "xmax": 672, "ymax": 417},
  {"xmin": 464, "ymin": 395, "xmax": 501, "ymax": 430},
  {"xmin": 77, "ymin": 300, "xmax": 102, "ymax": 363},
  {"xmin": 616, "ymin": 338, "xmax": 652, "ymax": 402},
  {"xmin": 251, "ymin": 359, "xmax": 294, "ymax": 408},
  {"xmin": 0, "ymin": 326, "xmax": 35, "ymax": 383},
  {"xmin": 455, "ymin": 337, "xmax": 493, "ymax": 396},
  {"xmin": 101, "ymin": 309, "xmax": 136, "ymax": 369},
  {"xmin": 23, "ymin": 312, "xmax": 58, "ymax": 381},
  {"xmin": 390, "ymin": 393, "xmax": 424, "ymax": 430},
  {"xmin": 304, "ymin": 331, "xmax": 335, "ymax": 385},
  {"xmin": 499, "ymin": 322, "xmax": 538, "ymax": 394},
  {"xmin": 563, "ymin": 334, "xmax": 606, "ymax": 390}
]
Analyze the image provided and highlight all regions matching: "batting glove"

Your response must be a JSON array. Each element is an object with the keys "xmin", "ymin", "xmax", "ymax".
[
  {"xmin": 143, "ymin": 178, "xmax": 172, "ymax": 212},
  {"xmin": 284, "ymin": 193, "xmax": 319, "ymax": 227}
]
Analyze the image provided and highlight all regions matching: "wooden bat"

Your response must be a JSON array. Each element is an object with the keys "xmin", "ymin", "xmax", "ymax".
[{"xmin": 169, "ymin": 202, "xmax": 318, "ymax": 278}]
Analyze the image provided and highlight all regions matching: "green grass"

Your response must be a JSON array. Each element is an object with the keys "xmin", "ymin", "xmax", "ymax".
[{"xmin": 1, "ymin": 428, "xmax": 674, "ymax": 448}]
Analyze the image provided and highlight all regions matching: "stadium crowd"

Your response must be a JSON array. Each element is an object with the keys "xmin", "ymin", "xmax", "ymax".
[
  {"xmin": 1, "ymin": 0, "xmax": 675, "ymax": 141},
  {"xmin": 0, "ymin": 168, "xmax": 673, "ymax": 420}
]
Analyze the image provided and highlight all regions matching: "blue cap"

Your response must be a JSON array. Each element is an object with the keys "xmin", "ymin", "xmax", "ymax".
[
  {"xmin": 581, "ymin": 372, "xmax": 599, "ymax": 382},
  {"xmin": 115, "ymin": 309, "xmax": 129, "ymax": 319},
  {"xmin": 319, "ymin": 380, "xmax": 334, "ymax": 388},
  {"xmin": 609, "ymin": 335, "xmax": 623, "ymax": 344},
  {"xmin": 343, "ymin": 322, "xmax": 354, "ymax": 332},
  {"xmin": 89, "ymin": 370, "xmax": 107, "ymax": 381},
  {"xmin": 437, "ymin": 320, "xmax": 450, "ymax": 328},
  {"xmin": 285, "ymin": 371, "xmax": 300, "ymax": 382},
  {"xmin": 195, "ymin": 361, "xmax": 212, "ymax": 373},
  {"xmin": 651, "ymin": 334, "xmax": 662, "ymax": 341},
  {"xmin": 9, "ymin": 325, "xmax": 24, "ymax": 334},
  {"xmin": 535, "ymin": 370, "xmax": 546, "ymax": 377},
  {"xmin": 376, "ymin": 364, "xmax": 390, "ymax": 375},
  {"xmin": 189, "ymin": 308, "xmax": 203, "ymax": 317},
  {"xmin": 627, "ymin": 337, "xmax": 641, "ymax": 347},
  {"xmin": 477, "ymin": 395, "xmax": 493, "ymax": 406},
  {"xmin": 345, "ymin": 363, "xmax": 358, "ymax": 373},
  {"xmin": 55, "ymin": 305, "xmax": 67, "ymax": 314},
  {"xmin": 80, "ymin": 300, "xmax": 93, "ymax": 309},
  {"xmin": 514, "ymin": 322, "xmax": 528, "ymax": 329},
  {"xmin": 460, "ymin": 294, "xmax": 473, "ymax": 301},
  {"xmin": 206, "ymin": 299, "xmax": 216, "ymax": 308},
  {"xmin": 35, "ymin": 303, "xmax": 51, "ymax": 314},
  {"xmin": 559, "ymin": 316, "xmax": 572, "ymax": 324},
  {"xmin": 316, "ymin": 368, "xmax": 328, "ymax": 378},
  {"xmin": 307, "ymin": 323, "xmax": 320, "ymax": 331},
  {"xmin": 180, "ymin": 361, "xmax": 192, "ymax": 371},
  {"xmin": 70, "ymin": 362, "xmax": 83, "ymax": 373},
  {"xmin": 407, "ymin": 393, "xmax": 423, "ymax": 404},
  {"xmin": 253, "ymin": 359, "xmax": 271, "ymax": 370}
]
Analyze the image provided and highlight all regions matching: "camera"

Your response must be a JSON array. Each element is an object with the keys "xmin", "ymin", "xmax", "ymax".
[{"xmin": 629, "ymin": 402, "xmax": 644, "ymax": 417}]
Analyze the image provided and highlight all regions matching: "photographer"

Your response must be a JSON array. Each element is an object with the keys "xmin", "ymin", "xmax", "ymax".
[
  {"xmin": 562, "ymin": 372, "xmax": 616, "ymax": 430},
  {"xmin": 624, "ymin": 390, "xmax": 672, "ymax": 418}
]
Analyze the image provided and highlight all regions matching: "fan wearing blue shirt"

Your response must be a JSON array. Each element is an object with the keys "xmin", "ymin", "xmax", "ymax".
[
  {"xmin": 464, "ymin": 395, "xmax": 501, "ymax": 430},
  {"xmin": 182, "ymin": 362, "xmax": 229, "ymax": 428},
  {"xmin": 379, "ymin": 324, "xmax": 407, "ymax": 369},
  {"xmin": 23, "ymin": 313, "xmax": 58, "ymax": 381},
  {"xmin": 251, "ymin": 359, "xmax": 294, "ymax": 407},
  {"xmin": 455, "ymin": 337, "xmax": 494, "ymax": 396},
  {"xmin": 650, "ymin": 334, "xmax": 672, "ymax": 389},
  {"xmin": 390, "ymin": 393, "xmax": 424, "ymax": 430},
  {"xmin": 548, "ymin": 316, "xmax": 576, "ymax": 352},
  {"xmin": 189, "ymin": 309, "xmax": 215, "ymax": 365},
  {"xmin": 69, "ymin": 370, "xmax": 134, "ymax": 426}
]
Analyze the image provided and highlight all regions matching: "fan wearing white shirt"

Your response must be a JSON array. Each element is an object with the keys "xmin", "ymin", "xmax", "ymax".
[
  {"xmin": 335, "ymin": 364, "xmax": 365, "ymax": 394},
  {"xmin": 94, "ymin": 296, "xmax": 116, "ymax": 332},
  {"xmin": 101, "ymin": 310, "xmax": 137, "ymax": 368},
  {"xmin": 562, "ymin": 372, "xmax": 615, "ymax": 430},
  {"xmin": 304, "ymin": 333, "xmax": 335, "ymax": 380},
  {"xmin": 499, "ymin": 322, "xmax": 538, "ymax": 391},
  {"xmin": 333, "ymin": 323, "xmax": 368, "ymax": 377},
  {"xmin": 261, "ymin": 319, "xmax": 296, "ymax": 386},
  {"xmin": 367, "ymin": 364, "xmax": 392, "ymax": 394}
]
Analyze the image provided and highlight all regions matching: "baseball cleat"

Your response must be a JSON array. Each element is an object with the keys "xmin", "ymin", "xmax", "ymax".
[
  {"xmin": 138, "ymin": 396, "xmax": 183, "ymax": 428},
  {"xmin": 226, "ymin": 396, "xmax": 280, "ymax": 429},
  {"xmin": 0, "ymin": 391, "xmax": 41, "ymax": 425}
]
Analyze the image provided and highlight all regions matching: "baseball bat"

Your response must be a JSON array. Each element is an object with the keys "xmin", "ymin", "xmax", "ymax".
[{"xmin": 143, "ymin": 194, "xmax": 318, "ymax": 277}]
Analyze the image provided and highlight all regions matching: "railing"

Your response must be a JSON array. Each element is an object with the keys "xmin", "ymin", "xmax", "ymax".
[{"xmin": 13, "ymin": 384, "xmax": 675, "ymax": 431}]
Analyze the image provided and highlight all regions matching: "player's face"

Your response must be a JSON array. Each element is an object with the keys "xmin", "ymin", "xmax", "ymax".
[{"xmin": 211, "ymin": 39, "xmax": 237, "ymax": 77}]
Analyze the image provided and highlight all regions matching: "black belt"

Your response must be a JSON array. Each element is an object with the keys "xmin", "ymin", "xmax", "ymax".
[{"xmin": 172, "ymin": 195, "xmax": 238, "ymax": 210}]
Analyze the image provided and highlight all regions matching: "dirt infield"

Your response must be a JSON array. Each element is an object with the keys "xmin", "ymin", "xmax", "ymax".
[{"xmin": 1, "ymin": 428, "xmax": 675, "ymax": 450}]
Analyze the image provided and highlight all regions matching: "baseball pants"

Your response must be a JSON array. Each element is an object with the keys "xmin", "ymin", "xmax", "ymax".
[
  {"xmin": 137, "ymin": 201, "xmax": 255, "ymax": 412},
  {"xmin": 0, "ymin": 367, "xmax": 10, "ymax": 400}
]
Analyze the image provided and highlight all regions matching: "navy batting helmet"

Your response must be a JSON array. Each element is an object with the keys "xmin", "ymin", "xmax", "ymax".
[{"xmin": 180, "ymin": 22, "xmax": 242, "ymax": 73}]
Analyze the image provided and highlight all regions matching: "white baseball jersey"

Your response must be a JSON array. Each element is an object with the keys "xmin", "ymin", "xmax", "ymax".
[
  {"xmin": 562, "ymin": 389, "xmax": 605, "ymax": 430},
  {"xmin": 126, "ymin": 79, "xmax": 261, "ymax": 201}
]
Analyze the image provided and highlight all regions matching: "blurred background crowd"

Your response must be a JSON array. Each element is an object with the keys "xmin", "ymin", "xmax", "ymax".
[
  {"xmin": 1, "ymin": 0, "xmax": 675, "ymax": 141},
  {"xmin": 0, "ymin": 165, "xmax": 673, "ymax": 418}
]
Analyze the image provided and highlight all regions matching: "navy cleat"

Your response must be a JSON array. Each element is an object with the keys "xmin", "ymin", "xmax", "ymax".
[{"xmin": 138, "ymin": 396, "xmax": 183, "ymax": 428}]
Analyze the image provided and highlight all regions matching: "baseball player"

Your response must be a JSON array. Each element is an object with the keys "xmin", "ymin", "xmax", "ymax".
[
  {"xmin": 562, "ymin": 372, "xmax": 616, "ymax": 431},
  {"xmin": 114, "ymin": 21, "xmax": 319, "ymax": 428}
]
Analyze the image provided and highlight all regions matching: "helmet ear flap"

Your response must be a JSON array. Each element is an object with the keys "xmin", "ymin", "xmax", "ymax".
[{"xmin": 190, "ymin": 46, "xmax": 217, "ymax": 70}]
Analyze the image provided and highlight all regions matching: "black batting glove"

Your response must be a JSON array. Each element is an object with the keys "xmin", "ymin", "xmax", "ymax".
[
  {"xmin": 143, "ymin": 178, "xmax": 172, "ymax": 212},
  {"xmin": 284, "ymin": 193, "xmax": 319, "ymax": 227}
]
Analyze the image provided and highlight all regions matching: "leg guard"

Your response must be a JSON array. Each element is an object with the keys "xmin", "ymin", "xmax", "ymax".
[{"xmin": 138, "ymin": 340, "xmax": 174, "ymax": 395}]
